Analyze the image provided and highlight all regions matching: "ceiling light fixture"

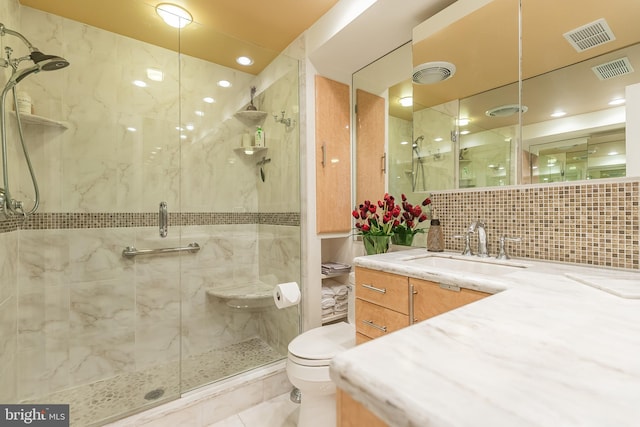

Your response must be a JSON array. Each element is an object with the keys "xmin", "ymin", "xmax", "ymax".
[
  {"xmin": 550, "ymin": 111, "xmax": 566, "ymax": 118},
  {"xmin": 203, "ymin": 97, "xmax": 215, "ymax": 104},
  {"xmin": 457, "ymin": 118, "xmax": 470, "ymax": 126},
  {"xmin": 133, "ymin": 80, "xmax": 147, "ymax": 87},
  {"xmin": 609, "ymin": 98, "xmax": 625, "ymax": 106},
  {"xmin": 399, "ymin": 96, "xmax": 413, "ymax": 107},
  {"xmin": 156, "ymin": 3, "xmax": 193, "ymax": 29},
  {"xmin": 217, "ymin": 80, "xmax": 232, "ymax": 88},
  {"xmin": 236, "ymin": 56, "xmax": 253, "ymax": 66}
]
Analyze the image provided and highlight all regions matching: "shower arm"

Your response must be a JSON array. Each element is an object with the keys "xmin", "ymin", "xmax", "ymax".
[{"xmin": 0, "ymin": 24, "xmax": 37, "ymax": 52}]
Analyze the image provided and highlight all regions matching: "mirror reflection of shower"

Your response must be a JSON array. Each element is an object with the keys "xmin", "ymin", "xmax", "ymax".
[
  {"xmin": 0, "ymin": 23, "xmax": 69, "ymax": 219},
  {"xmin": 411, "ymin": 135, "xmax": 426, "ymax": 191}
]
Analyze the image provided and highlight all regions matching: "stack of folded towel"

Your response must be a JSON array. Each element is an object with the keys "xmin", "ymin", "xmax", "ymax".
[{"xmin": 321, "ymin": 279, "xmax": 350, "ymax": 320}]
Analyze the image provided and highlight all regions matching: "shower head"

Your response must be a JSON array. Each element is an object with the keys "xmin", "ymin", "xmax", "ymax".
[
  {"xmin": 30, "ymin": 50, "xmax": 70, "ymax": 71},
  {"xmin": 13, "ymin": 65, "xmax": 40, "ymax": 84},
  {"xmin": 413, "ymin": 135, "xmax": 424, "ymax": 147}
]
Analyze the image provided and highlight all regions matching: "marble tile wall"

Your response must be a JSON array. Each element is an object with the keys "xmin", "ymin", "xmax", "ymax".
[{"xmin": 0, "ymin": 2, "xmax": 301, "ymax": 405}]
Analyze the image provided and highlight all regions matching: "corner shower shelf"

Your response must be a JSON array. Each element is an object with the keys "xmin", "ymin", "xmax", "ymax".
[
  {"xmin": 13, "ymin": 112, "xmax": 68, "ymax": 129},
  {"xmin": 233, "ymin": 110, "xmax": 268, "ymax": 128},
  {"xmin": 234, "ymin": 146, "xmax": 267, "ymax": 156}
]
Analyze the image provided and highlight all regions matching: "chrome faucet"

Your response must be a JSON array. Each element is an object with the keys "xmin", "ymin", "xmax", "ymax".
[{"xmin": 468, "ymin": 220, "xmax": 489, "ymax": 257}]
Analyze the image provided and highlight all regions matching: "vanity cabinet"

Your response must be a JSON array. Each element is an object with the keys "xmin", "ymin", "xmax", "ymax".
[
  {"xmin": 354, "ymin": 267, "xmax": 409, "ymax": 344},
  {"xmin": 343, "ymin": 267, "xmax": 492, "ymax": 425},
  {"xmin": 411, "ymin": 278, "xmax": 490, "ymax": 322}
]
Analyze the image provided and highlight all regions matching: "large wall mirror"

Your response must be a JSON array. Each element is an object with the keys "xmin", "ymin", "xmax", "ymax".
[{"xmin": 354, "ymin": 0, "xmax": 640, "ymax": 197}]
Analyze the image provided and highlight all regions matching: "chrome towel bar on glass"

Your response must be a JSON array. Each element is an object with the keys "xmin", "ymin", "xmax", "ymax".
[{"xmin": 122, "ymin": 242, "xmax": 200, "ymax": 258}]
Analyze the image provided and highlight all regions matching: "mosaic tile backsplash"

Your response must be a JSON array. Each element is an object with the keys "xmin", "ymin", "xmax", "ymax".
[{"xmin": 431, "ymin": 180, "xmax": 639, "ymax": 269}]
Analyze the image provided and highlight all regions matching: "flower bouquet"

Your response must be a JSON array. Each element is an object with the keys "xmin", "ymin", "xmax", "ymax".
[
  {"xmin": 352, "ymin": 193, "xmax": 399, "ymax": 255},
  {"xmin": 390, "ymin": 194, "xmax": 431, "ymax": 246}
]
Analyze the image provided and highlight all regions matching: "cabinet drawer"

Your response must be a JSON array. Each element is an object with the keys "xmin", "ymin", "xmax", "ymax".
[
  {"xmin": 411, "ymin": 278, "xmax": 491, "ymax": 322},
  {"xmin": 355, "ymin": 267, "xmax": 409, "ymax": 314},
  {"xmin": 356, "ymin": 299, "xmax": 409, "ymax": 339}
]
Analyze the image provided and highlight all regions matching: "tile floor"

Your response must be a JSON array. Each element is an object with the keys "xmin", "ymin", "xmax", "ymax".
[{"xmin": 206, "ymin": 392, "xmax": 298, "ymax": 427}]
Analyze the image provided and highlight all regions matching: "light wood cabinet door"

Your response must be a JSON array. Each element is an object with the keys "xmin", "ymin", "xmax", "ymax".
[
  {"xmin": 411, "ymin": 278, "xmax": 490, "ymax": 322},
  {"xmin": 315, "ymin": 75, "xmax": 351, "ymax": 234},
  {"xmin": 337, "ymin": 389, "xmax": 388, "ymax": 427},
  {"xmin": 355, "ymin": 89, "xmax": 386, "ymax": 204},
  {"xmin": 356, "ymin": 299, "xmax": 409, "ymax": 339},
  {"xmin": 355, "ymin": 267, "xmax": 409, "ymax": 314}
]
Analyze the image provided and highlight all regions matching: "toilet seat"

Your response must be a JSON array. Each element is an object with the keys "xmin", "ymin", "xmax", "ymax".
[{"xmin": 288, "ymin": 322, "xmax": 355, "ymax": 367}]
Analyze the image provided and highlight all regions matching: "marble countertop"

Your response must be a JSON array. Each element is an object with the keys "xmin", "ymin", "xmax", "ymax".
[{"xmin": 329, "ymin": 249, "xmax": 640, "ymax": 427}]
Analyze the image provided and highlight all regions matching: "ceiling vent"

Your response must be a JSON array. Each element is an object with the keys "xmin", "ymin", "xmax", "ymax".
[
  {"xmin": 563, "ymin": 18, "xmax": 615, "ymax": 52},
  {"xmin": 485, "ymin": 104, "xmax": 528, "ymax": 117},
  {"xmin": 412, "ymin": 61, "xmax": 456, "ymax": 84},
  {"xmin": 592, "ymin": 57, "xmax": 634, "ymax": 80}
]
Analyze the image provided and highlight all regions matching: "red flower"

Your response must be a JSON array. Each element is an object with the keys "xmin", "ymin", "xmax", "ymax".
[
  {"xmin": 401, "ymin": 193, "xmax": 407, "ymax": 201},
  {"xmin": 362, "ymin": 224, "xmax": 370, "ymax": 232},
  {"xmin": 422, "ymin": 198, "xmax": 431, "ymax": 206},
  {"xmin": 352, "ymin": 210, "xmax": 359, "ymax": 219}
]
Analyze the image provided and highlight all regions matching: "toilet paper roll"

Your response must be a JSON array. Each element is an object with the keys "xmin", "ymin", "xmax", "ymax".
[{"xmin": 273, "ymin": 282, "xmax": 301, "ymax": 309}]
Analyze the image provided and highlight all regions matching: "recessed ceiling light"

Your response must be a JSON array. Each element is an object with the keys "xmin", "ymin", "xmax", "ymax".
[
  {"xmin": 185, "ymin": 123, "xmax": 194, "ymax": 131},
  {"xmin": 236, "ymin": 56, "xmax": 254, "ymax": 66},
  {"xmin": 608, "ymin": 151, "xmax": 619, "ymax": 156},
  {"xmin": 434, "ymin": 137, "xmax": 443, "ymax": 142},
  {"xmin": 457, "ymin": 118, "xmax": 470, "ymax": 126},
  {"xmin": 399, "ymin": 97, "xmax": 413, "ymax": 107},
  {"xmin": 400, "ymin": 141, "xmax": 409, "ymax": 145},
  {"xmin": 203, "ymin": 97, "xmax": 215, "ymax": 104},
  {"xmin": 156, "ymin": 3, "xmax": 192, "ymax": 29},
  {"xmin": 217, "ymin": 80, "xmax": 232, "ymax": 88},
  {"xmin": 460, "ymin": 130, "xmax": 470, "ymax": 135},
  {"xmin": 195, "ymin": 110, "xmax": 205, "ymax": 116},
  {"xmin": 146, "ymin": 68, "xmax": 164, "ymax": 82},
  {"xmin": 609, "ymin": 98, "xmax": 625, "ymax": 106},
  {"xmin": 133, "ymin": 80, "xmax": 147, "ymax": 87},
  {"xmin": 126, "ymin": 127, "xmax": 137, "ymax": 132},
  {"xmin": 551, "ymin": 111, "xmax": 566, "ymax": 118},
  {"xmin": 180, "ymin": 134, "xmax": 187, "ymax": 140}
]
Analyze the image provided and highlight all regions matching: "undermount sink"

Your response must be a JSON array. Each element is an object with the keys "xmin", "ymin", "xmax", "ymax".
[{"xmin": 401, "ymin": 254, "xmax": 529, "ymax": 276}]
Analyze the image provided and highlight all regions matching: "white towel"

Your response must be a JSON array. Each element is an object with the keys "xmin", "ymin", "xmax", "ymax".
[
  {"xmin": 322, "ymin": 307, "xmax": 334, "ymax": 316},
  {"xmin": 321, "ymin": 297, "xmax": 336, "ymax": 309},
  {"xmin": 334, "ymin": 301, "xmax": 348, "ymax": 313},
  {"xmin": 321, "ymin": 286, "xmax": 335, "ymax": 297},
  {"xmin": 334, "ymin": 294, "xmax": 348, "ymax": 302},
  {"xmin": 332, "ymin": 284, "xmax": 349, "ymax": 297}
]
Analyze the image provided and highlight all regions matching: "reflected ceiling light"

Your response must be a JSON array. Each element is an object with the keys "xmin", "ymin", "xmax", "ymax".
[
  {"xmin": 609, "ymin": 98, "xmax": 625, "ymax": 106},
  {"xmin": 608, "ymin": 151, "xmax": 619, "ymax": 156},
  {"xmin": 185, "ymin": 123, "xmax": 195, "ymax": 131},
  {"xmin": 126, "ymin": 127, "xmax": 137, "ymax": 132},
  {"xmin": 203, "ymin": 97, "xmax": 215, "ymax": 104},
  {"xmin": 146, "ymin": 68, "xmax": 164, "ymax": 82},
  {"xmin": 460, "ymin": 130, "xmax": 470, "ymax": 135},
  {"xmin": 180, "ymin": 134, "xmax": 187, "ymax": 140},
  {"xmin": 236, "ymin": 56, "xmax": 254, "ymax": 66},
  {"xmin": 399, "ymin": 96, "xmax": 413, "ymax": 107},
  {"xmin": 457, "ymin": 118, "xmax": 470, "ymax": 126},
  {"xmin": 551, "ymin": 111, "xmax": 566, "ymax": 118},
  {"xmin": 400, "ymin": 140, "xmax": 409, "ymax": 145},
  {"xmin": 133, "ymin": 80, "xmax": 147, "ymax": 87},
  {"xmin": 434, "ymin": 137, "xmax": 443, "ymax": 142},
  {"xmin": 156, "ymin": 3, "xmax": 193, "ymax": 29},
  {"xmin": 412, "ymin": 61, "xmax": 456, "ymax": 84},
  {"xmin": 485, "ymin": 104, "xmax": 528, "ymax": 117},
  {"xmin": 195, "ymin": 110, "xmax": 205, "ymax": 116},
  {"xmin": 217, "ymin": 80, "xmax": 232, "ymax": 88}
]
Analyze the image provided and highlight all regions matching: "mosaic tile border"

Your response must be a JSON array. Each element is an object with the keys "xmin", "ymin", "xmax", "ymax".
[
  {"xmin": 0, "ymin": 212, "xmax": 300, "ymax": 233},
  {"xmin": 431, "ymin": 180, "xmax": 639, "ymax": 269}
]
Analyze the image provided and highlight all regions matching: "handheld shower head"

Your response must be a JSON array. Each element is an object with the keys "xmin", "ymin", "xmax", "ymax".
[{"xmin": 30, "ymin": 50, "xmax": 69, "ymax": 71}]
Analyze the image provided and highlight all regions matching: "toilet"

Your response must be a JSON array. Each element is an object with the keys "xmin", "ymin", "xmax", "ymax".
[{"xmin": 286, "ymin": 280, "xmax": 355, "ymax": 427}]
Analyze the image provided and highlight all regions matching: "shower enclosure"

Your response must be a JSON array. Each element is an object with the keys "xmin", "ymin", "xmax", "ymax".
[{"xmin": 0, "ymin": 2, "xmax": 301, "ymax": 426}]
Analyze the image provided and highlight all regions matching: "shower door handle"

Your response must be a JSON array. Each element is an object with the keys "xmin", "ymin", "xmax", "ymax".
[{"xmin": 159, "ymin": 201, "xmax": 168, "ymax": 238}]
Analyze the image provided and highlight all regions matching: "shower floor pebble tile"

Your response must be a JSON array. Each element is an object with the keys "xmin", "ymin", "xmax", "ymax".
[
  {"xmin": 206, "ymin": 393, "xmax": 298, "ymax": 427},
  {"xmin": 22, "ymin": 337, "xmax": 283, "ymax": 427}
]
